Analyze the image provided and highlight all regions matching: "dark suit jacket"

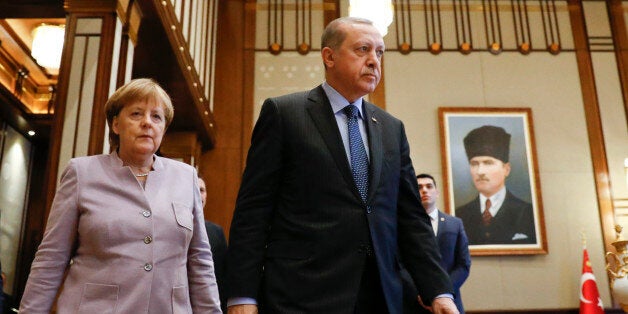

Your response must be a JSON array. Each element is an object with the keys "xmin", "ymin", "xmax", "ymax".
[
  {"xmin": 205, "ymin": 221, "xmax": 228, "ymax": 313},
  {"xmin": 456, "ymin": 190, "xmax": 536, "ymax": 245},
  {"xmin": 226, "ymin": 86, "xmax": 452, "ymax": 313},
  {"xmin": 402, "ymin": 211, "xmax": 471, "ymax": 313},
  {"xmin": 0, "ymin": 259, "xmax": 3, "ymax": 311}
]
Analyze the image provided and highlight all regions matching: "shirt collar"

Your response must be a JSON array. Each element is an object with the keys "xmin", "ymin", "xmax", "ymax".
[
  {"xmin": 110, "ymin": 150, "xmax": 162, "ymax": 171},
  {"xmin": 480, "ymin": 186, "xmax": 507, "ymax": 214},
  {"xmin": 427, "ymin": 209, "xmax": 439, "ymax": 221},
  {"xmin": 322, "ymin": 82, "xmax": 364, "ymax": 118}
]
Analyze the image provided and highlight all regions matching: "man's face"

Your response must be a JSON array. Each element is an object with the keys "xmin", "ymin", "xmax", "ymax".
[
  {"xmin": 322, "ymin": 23, "xmax": 384, "ymax": 102},
  {"xmin": 469, "ymin": 156, "xmax": 511, "ymax": 197},
  {"xmin": 198, "ymin": 178, "xmax": 207, "ymax": 208},
  {"xmin": 417, "ymin": 177, "xmax": 439, "ymax": 213}
]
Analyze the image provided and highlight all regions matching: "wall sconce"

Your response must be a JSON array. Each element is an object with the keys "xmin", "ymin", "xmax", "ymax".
[
  {"xmin": 31, "ymin": 24, "xmax": 65, "ymax": 72},
  {"xmin": 349, "ymin": 0, "xmax": 394, "ymax": 36}
]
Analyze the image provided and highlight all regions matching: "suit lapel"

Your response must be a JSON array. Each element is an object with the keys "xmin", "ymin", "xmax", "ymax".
[
  {"xmin": 436, "ymin": 211, "xmax": 445, "ymax": 238},
  {"xmin": 306, "ymin": 87, "xmax": 359, "ymax": 201},
  {"xmin": 363, "ymin": 102, "xmax": 382, "ymax": 204},
  {"xmin": 493, "ymin": 191, "xmax": 521, "ymax": 223}
]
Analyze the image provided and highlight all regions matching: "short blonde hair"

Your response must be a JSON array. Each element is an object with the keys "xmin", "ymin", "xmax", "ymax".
[{"xmin": 104, "ymin": 78, "xmax": 174, "ymax": 148}]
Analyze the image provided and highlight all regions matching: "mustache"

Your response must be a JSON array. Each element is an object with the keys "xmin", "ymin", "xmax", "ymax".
[{"xmin": 362, "ymin": 68, "xmax": 377, "ymax": 76}]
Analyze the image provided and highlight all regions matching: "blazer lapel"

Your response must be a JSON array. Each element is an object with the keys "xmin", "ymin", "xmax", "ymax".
[
  {"xmin": 107, "ymin": 152, "xmax": 154, "ymax": 208},
  {"xmin": 306, "ymin": 87, "xmax": 359, "ymax": 201},
  {"xmin": 362, "ymin": 102, "xmax": 382, "ymax": 204}
]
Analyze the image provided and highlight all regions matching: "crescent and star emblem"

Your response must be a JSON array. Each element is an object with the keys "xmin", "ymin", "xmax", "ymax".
[{"xmin": 580, "ymin": 272, "xmax": 603, "ymax": 309}]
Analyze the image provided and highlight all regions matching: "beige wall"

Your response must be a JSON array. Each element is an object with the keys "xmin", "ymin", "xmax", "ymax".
[{"xmin": 387, "ymin": 51, "xmax": 608, "ymax": 310}]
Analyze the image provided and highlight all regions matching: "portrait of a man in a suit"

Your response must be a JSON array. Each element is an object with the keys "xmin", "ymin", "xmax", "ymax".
[{"xmin": 455, "ymin": 125, "xmax": 537, "ymax": 245}]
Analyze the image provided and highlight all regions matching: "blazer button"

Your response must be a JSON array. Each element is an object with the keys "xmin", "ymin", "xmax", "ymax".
[
  {"xmin": 144, "ymin": 236, "xmax": 153, "ymax": 244},
  {"xmin": 144, "ymin": 263, "xmax": 153, "ymax": 271},
  {"xmin": 142, "ymin": 210, "xmax": 151, "ymax": 218}
]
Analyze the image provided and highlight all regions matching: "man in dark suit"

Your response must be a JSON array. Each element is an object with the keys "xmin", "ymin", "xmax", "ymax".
[
  {"xmin": 199, "ymin": 176, "xmax": 228, "ymax": 313},
  {"xmin": 403, "ymin": 174, "xmax": 471, "ymax": 313},
  {"xmin": 226, "ymin": 16, "xmax": 457, "ymax": 314},
  {"xmin": 455, "ymin": 125, "xmax": 536, "ymax": 245}
]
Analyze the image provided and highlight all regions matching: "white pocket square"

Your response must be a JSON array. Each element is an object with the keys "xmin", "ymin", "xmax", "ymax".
[{"xmin": 512, "ymin": 233, "xmax": 528, "ymax": 240}]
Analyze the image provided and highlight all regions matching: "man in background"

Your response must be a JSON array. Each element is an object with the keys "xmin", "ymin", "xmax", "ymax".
[
  {"xmin": 198, "ymin": 176, "xmax": 228, "ymax": 313},
  {"xmin": 404, "ymin": 174, "xmax": 471, "ymax": 313},
  {"xmin": 455, "ymin": 125, "xmax": 536, "ymax": 245}
]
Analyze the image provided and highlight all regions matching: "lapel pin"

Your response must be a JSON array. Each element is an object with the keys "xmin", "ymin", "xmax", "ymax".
[
  {"xmin": 371, "ymin": 117, "xmax": 378, "ymax": 123},
  {"xmin": 440, "ymin": 217, "xmax": 445, "ymax": 222}
]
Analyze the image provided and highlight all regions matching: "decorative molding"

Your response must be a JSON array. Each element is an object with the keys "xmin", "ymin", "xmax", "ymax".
[
  {"xmin": 391, "ymin": 0, "xmax": 572, "ymax": 55},
  {"xmin": 64, "ymin": 0, "xmax": 117, "ymax": 13},
  {"xmin": 252, "ymin": 0, "xmax": 337, "ymax": 54},
  {"xmin": 150, "ymin": 0, "xmax": 217, "ymax": 148}
]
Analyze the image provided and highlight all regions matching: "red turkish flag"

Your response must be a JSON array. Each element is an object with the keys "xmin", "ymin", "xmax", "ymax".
[{"xmin": 580, "ymin": 248, "xmax": 604, "ymax": 314}]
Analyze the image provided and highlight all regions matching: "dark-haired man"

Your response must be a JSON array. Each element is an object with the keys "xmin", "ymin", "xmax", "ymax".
[
  {"xmin": 198, "ymin": 176, "xmax": 228, "ymax": 313},
  {"xmin": 404, "ymin": 174, "xmax": 471, "ymax": 313}
]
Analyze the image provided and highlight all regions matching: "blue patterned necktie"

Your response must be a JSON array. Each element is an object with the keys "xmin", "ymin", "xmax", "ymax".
[{"xmin": 344, "ymin": 105, "xmax": 369, "ymax": 203}]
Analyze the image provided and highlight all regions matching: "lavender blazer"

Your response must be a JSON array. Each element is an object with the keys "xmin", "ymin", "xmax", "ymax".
[{"xmin": 20, "ymin": 153, "xmax": 221, "ymax": 313}]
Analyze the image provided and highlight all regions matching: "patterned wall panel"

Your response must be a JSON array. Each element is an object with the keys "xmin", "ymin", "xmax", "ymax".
[{"xmin": 254, "ymin": 0, "xmax": 579, "ymax": 55}]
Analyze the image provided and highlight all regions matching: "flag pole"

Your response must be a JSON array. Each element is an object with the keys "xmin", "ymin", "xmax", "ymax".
[{"xmin": 581, "ymin": 231, "xmax": 587, "ymax": 249}]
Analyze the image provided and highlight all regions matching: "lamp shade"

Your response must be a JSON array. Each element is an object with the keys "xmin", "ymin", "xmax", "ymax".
[
  {"xmin": 31, "ymin": 24, "xmax": 65, "ymax": 71},
  {"xmin": 349, "ymin": 0, "xmax": 394, "ymax": 36}
]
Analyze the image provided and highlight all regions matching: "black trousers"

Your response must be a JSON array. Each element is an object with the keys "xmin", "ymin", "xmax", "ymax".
[{"xmin": 354, "ymin": 256, "xmax": 389, "ymax": 314}]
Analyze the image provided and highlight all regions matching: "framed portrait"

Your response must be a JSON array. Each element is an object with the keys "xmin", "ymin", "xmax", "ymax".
[{"xmin": 438, "ymin": 107, "xmax": 547, "ymax": 256}]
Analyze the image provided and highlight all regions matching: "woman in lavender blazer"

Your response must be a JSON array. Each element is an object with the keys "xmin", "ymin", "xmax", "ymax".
[{"xmin": 19, "ymin": 79, "xmax": 221, "ymax": 313}]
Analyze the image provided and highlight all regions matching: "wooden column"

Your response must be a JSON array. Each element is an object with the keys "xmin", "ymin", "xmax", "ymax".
[
  {"xmin": 200, "ymin": 0, "xmax": 248, "ymax": 236},
  {"xmin": 160, "ymin": 132, "xmax": 201, "ymax": 167},
  {"xmin": 607, "ymin": 0, "xmax": 628, "ymax": 132},
  {"xmin": 45, "ymin": 0, "xmax": 120, "ymax": 217},
  {"xmin": 19, "ymin": 0, "xmax": 121, "ymax": 305},
  {"xmin": 568, "ymin": 0, "xmax": 616, "ymax": 263}
]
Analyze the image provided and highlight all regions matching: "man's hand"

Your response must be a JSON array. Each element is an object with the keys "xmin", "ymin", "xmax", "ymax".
[
  {"xmin": 228, "ymin": 304, "xmax": 258, "ymax": 314},
  {"xmin": 431, "ymin": 297, "xmax": 459, "ymax": 314}
]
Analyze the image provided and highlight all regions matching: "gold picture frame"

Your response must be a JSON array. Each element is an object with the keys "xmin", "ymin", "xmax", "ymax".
[{"xmin": 439, "ymin": 107, "xmax": 547, "ymax": 256}]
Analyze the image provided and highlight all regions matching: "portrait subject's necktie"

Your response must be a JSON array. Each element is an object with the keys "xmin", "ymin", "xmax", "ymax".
[
  {"xmin": 483, "ymin": 198, "xmax": 493, "ymax": 225},
  {"xmin": 344, "ymin": 105, "xmax": 369, "ymax": 203}
]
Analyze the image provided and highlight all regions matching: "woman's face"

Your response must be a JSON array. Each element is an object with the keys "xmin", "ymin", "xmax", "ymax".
[{"xmin": 112, "ymin": 100, "xmax": 166, "ymax": 158}]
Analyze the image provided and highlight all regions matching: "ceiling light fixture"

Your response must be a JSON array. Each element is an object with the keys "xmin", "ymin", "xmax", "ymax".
[
  {"xmin": 31, "ymin": 24, "xmax": 65, "ymax": 71},
  {"xmin": 349, "ymin": 0, "xmax": 394, "ymax": 37}
]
